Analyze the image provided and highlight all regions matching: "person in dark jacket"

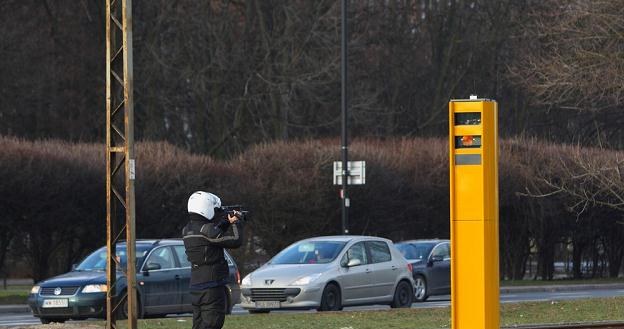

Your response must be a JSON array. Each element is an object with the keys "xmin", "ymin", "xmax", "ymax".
[{"xmin": 182, "ymin": 191, "xmax": 243, "ymax": 329}]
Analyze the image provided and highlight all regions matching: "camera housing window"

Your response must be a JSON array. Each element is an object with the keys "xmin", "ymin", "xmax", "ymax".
[
  {"xmin": 455, "ymin": 135, "xmax": 482, "ymax": 149},
  {"xmin": 454, "ymin": 112, "xmax": 481, "ymax": 125}
]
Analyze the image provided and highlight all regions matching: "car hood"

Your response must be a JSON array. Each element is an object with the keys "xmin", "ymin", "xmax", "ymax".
[
  {"xmin": 249, "ymin": 263, "xmax": 332, "ymax": 286},
  {"xmin": 39, "ymin": 271, "xmax": 122, "ymax": 287}
]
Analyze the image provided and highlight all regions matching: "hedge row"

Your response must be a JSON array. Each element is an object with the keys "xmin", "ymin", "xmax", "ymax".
[{"xmin": 1, "ymin": 136, "xmax": 623, "ymax": 281}]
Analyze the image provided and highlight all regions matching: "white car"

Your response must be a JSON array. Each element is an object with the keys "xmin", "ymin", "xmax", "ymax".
[{"xmin": 240, "ymin": 235, "xmax": 415, "ymax": 313}]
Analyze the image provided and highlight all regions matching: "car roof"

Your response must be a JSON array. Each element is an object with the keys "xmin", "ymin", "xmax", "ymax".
[
  {"xmin": 302, "ymin": 235, "xmax": 392, "ymax": 243},
  {"xmin": 115, "ymin": 238, "xmax": 234, "ymax": 259},
  {"xmin": 395, "ymin": 239, "xmax": 449, "ymax": 245},
  {"xmin": 116, "ymin": 239, "xmax": 183, "ymax": 247}
]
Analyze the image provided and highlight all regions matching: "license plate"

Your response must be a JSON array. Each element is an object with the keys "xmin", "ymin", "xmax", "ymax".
[
  {"xmin": 255, "ymin": 301, "xmax": 280, "ymax": 309},
  {"xmin": 42, "ymin": 299, "xmax": 68, "ymax": 308}
]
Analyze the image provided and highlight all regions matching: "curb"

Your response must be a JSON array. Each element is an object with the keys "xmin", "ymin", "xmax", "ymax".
[{"xmin": 499, "ymin": 283, "xmax": 624, "ymax": 294}]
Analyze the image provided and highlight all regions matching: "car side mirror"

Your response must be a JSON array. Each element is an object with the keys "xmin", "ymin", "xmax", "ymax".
[
  {"xmin": 71, "ymin": 264, "xmax": 78, "ymax": 271},
  {"xmin": 347, "ymin": 258, "xmax": 362, "ymax": 267},
  {"xmin": 428, "ymin": 255, "xmax": 444, "ymax": 266},
  {"xmin": 146, "ymin": 263, "xmax": 161, "ymax": 271}
]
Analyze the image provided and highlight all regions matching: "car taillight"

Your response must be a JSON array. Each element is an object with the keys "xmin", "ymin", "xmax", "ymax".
[
  {"xmin": 236, "ymin": 270, "xmax": 241, "ymax": 285},
  {"xmin": 407, "ymin": 263, "xmax": 413, "ymax": 273}
]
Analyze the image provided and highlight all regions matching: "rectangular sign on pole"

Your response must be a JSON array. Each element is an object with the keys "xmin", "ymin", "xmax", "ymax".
[
  {"xmin": 449, "ymin": 97, "xmax": 499, "ymax": 329},
  {"xmin": 333, "ymin": 161, "xmax": 366, "ymax": 185}
]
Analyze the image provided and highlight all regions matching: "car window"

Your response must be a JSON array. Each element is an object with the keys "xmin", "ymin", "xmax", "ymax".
[
  {"xmin": 442, "ymin": 243, "xmax": 451, "ymax": 260},
  {"xmin": 367, "ymin": 241, "xmax": 392, "ymax": 263},
  {"xmin": 224, "ymin": 251, "xmax": 234, "ymax": 266},
  {"xmin": 431, "ymin": 243, "xmax": 450, "ymax": 261},
  {"xmin": 396, "ymin": 242, "xmax": 435, "ymax": 260},
  {"xmin": 76, "ymin": 245, "xmax": 151, "ymax": 271},
  {"xmin": 145, "ymin": 246, "xmax": 175, "ymax": 270},
  {"xmin": 173, "ymin": 245, "xmax": 191, "ymax": 268},
  {"xmin": 341, "ymin": 242, "xmax": 368, "ymax": 266},
  {"xmin": 271, "ymin": 241, "xmax": 346, "ymax": 265}
]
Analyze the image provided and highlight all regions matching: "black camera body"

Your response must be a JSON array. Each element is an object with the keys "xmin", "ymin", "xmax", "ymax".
[{"xmin": 218, "ymin": 205, "xmax": 250, "ymax": 221}]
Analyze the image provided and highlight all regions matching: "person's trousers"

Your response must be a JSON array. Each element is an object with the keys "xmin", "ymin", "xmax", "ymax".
[{"xmin": 191, "ymin": 286, "xmax": 226, "ymax": 329}]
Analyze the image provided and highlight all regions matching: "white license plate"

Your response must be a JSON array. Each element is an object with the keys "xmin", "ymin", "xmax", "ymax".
[
  {"xmin": 255, "ymin": 301, "xmax": 280, "ymax": 309},
  {"xmin": 42, "ymin": 299, "xmax": 68, "ymax": 308}
]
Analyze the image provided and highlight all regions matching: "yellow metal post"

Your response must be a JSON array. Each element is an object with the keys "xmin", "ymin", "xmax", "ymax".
[{"xmin": 449, "ymin": 97, "xmax": 499, "ymax": 329}]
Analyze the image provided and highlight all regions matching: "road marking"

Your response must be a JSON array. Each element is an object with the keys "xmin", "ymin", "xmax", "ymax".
[{"xmin": 0, "ymin": 320, "xmax": 40, "ymax": 326}]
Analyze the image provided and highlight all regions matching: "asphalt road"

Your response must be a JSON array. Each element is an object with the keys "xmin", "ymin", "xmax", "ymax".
[{"xmin": 2, "ymin": 288, "xmax": 624, "ymax": 327}]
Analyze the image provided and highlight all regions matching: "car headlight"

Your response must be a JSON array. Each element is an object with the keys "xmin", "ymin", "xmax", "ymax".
[
  {"xmin": 290, "ymin": 273, "xmax": 322, "ymax": 286},
  {"xmin": 241, "ymin": 275, "xmax": 252, "ymax": 286},
  {"xmin": 30, "ymin": 285, "xmax": 40, "ymax": 294},
  {"xmin": 82, "ymin": 284, "xmax": 108, "ymax": 293}
]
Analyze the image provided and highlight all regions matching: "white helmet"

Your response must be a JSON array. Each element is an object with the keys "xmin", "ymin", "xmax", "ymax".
[{"xmin": 187, "ymin": 191, "xmax": 221, "ymax": 220}]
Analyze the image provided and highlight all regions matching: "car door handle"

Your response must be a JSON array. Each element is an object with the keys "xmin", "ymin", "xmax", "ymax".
[
  {"xmin": 391, "ymin": 266, "xmax": 398, "ymax": 271},
  {"xmin": 365, "ymin": 268, "xmax": 372, "ymax": 273},
  {"xmin": 174, "ymin": 275, "xmax": 181, "ymax": 280}
]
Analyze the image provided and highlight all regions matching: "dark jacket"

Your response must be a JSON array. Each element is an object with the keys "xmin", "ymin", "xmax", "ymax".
[{"xmin": 182, "ymin": 212, "xmax": 243, "ymax": 287}]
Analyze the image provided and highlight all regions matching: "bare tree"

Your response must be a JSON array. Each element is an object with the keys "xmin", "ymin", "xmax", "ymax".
[
  {"xmin": 511, "ymin": 0, "xmax": 624, "ymax": 110},
  {"xmin": 534, "ymin": 145, "xmax": 624, "ymax": 215}
]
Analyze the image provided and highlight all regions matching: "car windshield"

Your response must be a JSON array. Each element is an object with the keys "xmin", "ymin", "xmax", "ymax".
[
  {"xmin": 270, "ymin": 241, "xmax": 346, "ymax": 265},
  {"xmin": 75, "ymin": 245, "xmax": 151, "ymax": 271},
  {"xmin": 396, "ymin": 242, "xmax": 436, "ymax": 260}
]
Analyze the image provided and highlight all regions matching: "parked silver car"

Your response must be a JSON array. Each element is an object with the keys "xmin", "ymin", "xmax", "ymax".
[{"xmin": 240, "ymin": 235, "xmax": 415, "ymax": 313}]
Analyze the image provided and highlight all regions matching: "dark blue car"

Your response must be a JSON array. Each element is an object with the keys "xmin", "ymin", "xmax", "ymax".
[
  {"xmin": 395, "ymin": 239, "xmax": 450, "ymax": 302},
  {"xmin": 27, "ymin": 239, "xmax": 241, "ymax": 324}
]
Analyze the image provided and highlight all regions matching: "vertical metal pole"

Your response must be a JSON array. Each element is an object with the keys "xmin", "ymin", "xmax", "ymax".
[
  {"xmin": 105, "ymin": 3, "xmax": 116, "ymax": 328},
  {"xmin": 341, "ymin": 0, "xmax": 349, "ymax": 235},
  {"xmin": 122, "ymin": 1, "xmax": 137, "ymax": 328},
  {"xmin": 106, "ymin": 0, "xmax": 136, "ymax": 328}
]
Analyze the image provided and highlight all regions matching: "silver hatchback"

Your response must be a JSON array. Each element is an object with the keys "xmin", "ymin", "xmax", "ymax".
[{"xmin": 240, "ymin": 235, "xmax": 415, "ymax": 313}]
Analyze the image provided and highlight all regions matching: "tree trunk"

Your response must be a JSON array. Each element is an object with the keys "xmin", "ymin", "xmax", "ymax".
[
  {"xmin": 571, "ymin": 240, "xmax": 585, "ymax": 279},
  {"xmin": 537, "ymin": 239, "xmax": 555, "ymax": 280}
]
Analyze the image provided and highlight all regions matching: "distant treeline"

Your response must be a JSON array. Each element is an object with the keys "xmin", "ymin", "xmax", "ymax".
[
  {"xmin": 1, "ymin": 1, "xmax": 623, "ymax": 156},
  {"xmin": 1, "ymin": 137, "xmax": 623, "ymax": 282}
]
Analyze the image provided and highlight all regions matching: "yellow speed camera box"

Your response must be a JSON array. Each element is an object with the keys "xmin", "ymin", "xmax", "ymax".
[{"xmin": 449, "ymin": 98, "xmax": 499, "ymax": 329}]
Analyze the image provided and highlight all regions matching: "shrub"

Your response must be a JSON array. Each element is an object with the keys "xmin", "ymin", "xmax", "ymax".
[{"xmin": 1, "ymin": 136, "xmax": 623, "ymax": 279}]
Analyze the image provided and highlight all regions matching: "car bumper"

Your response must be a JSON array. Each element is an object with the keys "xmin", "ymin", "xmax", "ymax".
[
  {"xmin": 239, "ymin": 285, "xmax": 324, "ymax": 310},
  {"xmin": 227, "ymin": 284, "xmax": 241, "ymax": 305},
  {"xmin": 28, "ymin": 292, "xmax": 106, "ymax": 319}
]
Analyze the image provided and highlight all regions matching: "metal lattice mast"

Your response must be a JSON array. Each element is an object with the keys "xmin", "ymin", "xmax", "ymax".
[{"xmin": 106, "ymin": 0, "xmax": 137, "ymax": 328}]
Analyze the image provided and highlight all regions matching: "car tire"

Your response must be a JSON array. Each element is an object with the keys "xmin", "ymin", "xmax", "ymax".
[
  {"xmin": 248, "ymin": 309, "xmax": 271, "ymax": 314},
  {"xmin": 390, "ymin": 280, "xmax": 413, "ymax": 308},
  {"xmin": 117, "ymin": 289, "xmax": 143, "ymax": 320},
  {"xmin": 40, "ymin": 318, "xmax": 51, "ymax": 324},
  {"xmin": 317, "ymin": 283, "xmax": 342, "ymax": 312},
  {"xmin": 414, "ymin": 275, "xmax": 429, "ymax": 302}
]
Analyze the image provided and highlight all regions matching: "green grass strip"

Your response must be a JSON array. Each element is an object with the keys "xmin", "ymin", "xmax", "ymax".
[
  {"xmin": 106, "ymin": 296, "xmax": 624, "ymax": 329},
  {"xmin": 0, "ymin": 286, "xmax": 29, "ymax": 305}
]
